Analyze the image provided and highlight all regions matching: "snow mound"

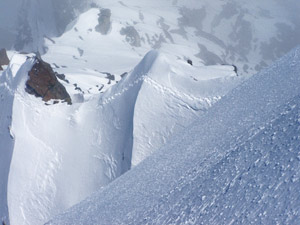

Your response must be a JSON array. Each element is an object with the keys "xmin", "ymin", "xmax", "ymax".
[{"xmin": 47, "ymin": 46, "xmax": 300, "ymax": 224}]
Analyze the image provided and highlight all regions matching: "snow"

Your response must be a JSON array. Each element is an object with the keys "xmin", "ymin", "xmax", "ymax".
[
  {"xmin": 1, "ymin": 0, "xmax": 300, "ymax": 76},
  {"xmin": 47, "ymin": 46, "xmax": 300, "ymax": 224},
  {"xmin": 0, "ymin": 72, "xmax": 14, "ymax": 225},
  {"xmin": 40, "ymin": 0, "xmax": 300, "ymax": 81},
  {"xmin": 0, "ymin": 48, "xmax": 239, "ymax": 225},
  {"xmin": 0, "ymin": 53, "xmax": 34, "ymax": 224},
  {"xmin": 1, "ymin": 1, "xmax": 300, "ymax": 224},
  {"xmin": 131, "ymin": 52, "xmax": 240, "ymax": 166}
]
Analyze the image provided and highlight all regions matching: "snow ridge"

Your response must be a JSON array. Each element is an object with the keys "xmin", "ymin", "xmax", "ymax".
[
  {"xmin": 46, "ymin": 46, "xmax": 300, "ymax": 225},
  {"xmin": 100, "ymin": 72, "xmax": 219, "ymax": 111}
]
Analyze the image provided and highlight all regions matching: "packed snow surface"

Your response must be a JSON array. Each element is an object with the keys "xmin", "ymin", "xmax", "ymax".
[{"xmin": 47, "ymin": 46, "xmax": 300, "ymax": 224}]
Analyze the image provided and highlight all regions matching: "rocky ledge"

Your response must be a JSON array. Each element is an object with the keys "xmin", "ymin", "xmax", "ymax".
[
  {"xmin": 0, "ymin": 48, "xmax": 10, "ymax": 70},
  {"xmin": 26, "ymin": 55, "xmax": 72, "ymax": 104}
]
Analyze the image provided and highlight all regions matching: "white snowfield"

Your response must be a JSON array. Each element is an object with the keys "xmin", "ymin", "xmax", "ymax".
[
  {"xmin": 47, "ymin": 46, "xmax": 300, "ymax": 224},
  {"xmin": 0, "ymin": 49, "xmax": 239, "ymax": 225}
]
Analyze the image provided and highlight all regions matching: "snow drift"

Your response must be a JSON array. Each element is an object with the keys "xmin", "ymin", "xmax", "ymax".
[{"xmin": 47, "ymin": 46, "xmax": 300, "ymax": 224}]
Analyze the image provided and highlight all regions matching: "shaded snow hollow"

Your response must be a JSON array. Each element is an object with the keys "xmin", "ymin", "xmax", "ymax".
[{"xmin": 47, "ymin": 46, "xmax": 300, "ymax": 224}]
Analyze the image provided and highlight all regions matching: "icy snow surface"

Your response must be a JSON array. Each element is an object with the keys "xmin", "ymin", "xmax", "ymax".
[{"xmin": 47, "ymin": 46, "xmax": 300, "ymax": 224}]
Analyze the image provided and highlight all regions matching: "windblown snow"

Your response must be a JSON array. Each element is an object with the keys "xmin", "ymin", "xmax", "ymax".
[{"xmin": 47, "ymin": 46, "xmax": 300, "ymax": 224}]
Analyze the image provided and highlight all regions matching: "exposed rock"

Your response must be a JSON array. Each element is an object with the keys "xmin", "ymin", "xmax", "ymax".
[
  {"xmin": 26, "ymin": 55, "xmax": 72, "ymax": 104},
  {"xmin": 178, "ymin": 7, "xmax": 206, "ymax": 33},
  {"xmin": 101, "ymin": 72, "xmax": 115, "ymax": 81},
  {"xmin": 0, "ymin": 49, "xmax": 10, "ymax": 68},
  {"xmin": 120, "ymin": 72, "xmax": 128, "ymax": 78},
  {"xmin": 187, "ymin": 59, "xmax": 193, "ymax": 66},
  {"xmin": 77, "ymin": 48, "xmax": 84, "ymax": 57},
  {"xmin": 55, "ymin": 72, "xmax": 70, "ymax": 83},
  {"xmin": 232, "ymin": 64, "xmax": 238, "ymax": 74},
  {"xmin": 120, "ymin": 26, "xmax": 141, "ymax": 47},
  {"xmin": 196, "ymin": 43, "xmax": 224, "ymax": 65},
  {"xmin": 95, "ymin": 8, "xmax": 112, "ymax": 35}
]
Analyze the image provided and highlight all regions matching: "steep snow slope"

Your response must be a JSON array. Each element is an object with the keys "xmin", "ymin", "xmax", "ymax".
[
  {"xmin": 131, "ymin": 53, "xmax": 239, "ymax": 166},
  {"xmin": 47, "ymin": 46, "xmax": 300, "ymax": 224},
  {"xmin": 0, "ymin": 53, "xmax": 33, "ymax": 223},
  {"xmin": 0, "ymin": 50, "xmax": 239, "ymax": 225}
]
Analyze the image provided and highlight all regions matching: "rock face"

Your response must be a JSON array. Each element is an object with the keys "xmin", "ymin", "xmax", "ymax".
[
  {"xmin": 95, "ymin": 8, "xmax": 112, "ymax": 35},
  {"xmin": 26, "ymin": 56, "xmax": 72, "ymax": 104},
  {"xmin": 0, "ymin": 49, "xmax": 9, "ymax": 70}
]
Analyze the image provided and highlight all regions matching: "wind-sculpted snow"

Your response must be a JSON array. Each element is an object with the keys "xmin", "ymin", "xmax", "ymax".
[
  {"xmin": 0, "ymin": 50, "xmax": 239, "ymax": 225},
  {"xmin": 130, "ymin": 52, "xmax": 240, "ymax": 166},
  {"xmin": 47, "ymin": 46, "xmax": 300, "ymax": 224}
]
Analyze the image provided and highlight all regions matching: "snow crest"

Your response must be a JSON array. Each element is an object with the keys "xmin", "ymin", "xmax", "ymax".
[{"xmin": 47, "ymin": 46, "xmax": 300, "ymax": 225}]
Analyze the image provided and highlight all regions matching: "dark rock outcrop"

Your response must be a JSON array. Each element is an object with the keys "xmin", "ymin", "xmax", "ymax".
[
  {"xmin": 95, "ymin": 8, "xmax": 112, "ymax": 35},
  {"xmin": 0, "ymin": 49, "xmax": 9, "ymax": 70},
  {"xmin": 26, "ymin": 56, "xmax": 72, "ymax": 104},
  {"xmin": 56, "ymin": 72, "xmax": 70, "ymax": 83}
]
